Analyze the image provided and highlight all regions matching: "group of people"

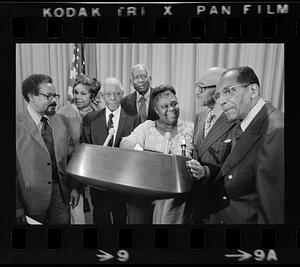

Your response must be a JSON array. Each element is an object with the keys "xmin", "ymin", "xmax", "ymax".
[{"xmin": 16, "ymin": 63, "xmax": 284, "ymax": 225}]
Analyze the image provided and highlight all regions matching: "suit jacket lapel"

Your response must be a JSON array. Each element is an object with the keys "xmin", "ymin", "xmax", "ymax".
[
  {"xmin": 148, "ymin": 88, "xmax": 156, "ymax": 119},
  {"xmin": 49, "ymin": 115, "xmax": 65, "ymax": 161},
  {"xmin": 218, "ymin": 134, "xmax": 260, "ymax": 178},
  {"xmin": 129, "ymin": 92, "xmax": 138, "ymax": 114},
  {"xmin": 21, "ymin": 110, "xmax": 49, "ymax": 153},
  {"xmin": 91, "ymin": 109, "xmax": 108, "ymax": 145},
  {"xmin": 194, "ymin": 109, "xmax": 209, "ymax": 149},
  {"xmin": 217, "ymin": 103, "xmax": 275, "ymax": 180},
  {"xmin": 114, "ymin": 108, "xmax": 126, "ymax": 146},
  {"xmin": 198, "ymin": 113, "xmax": 235, "ymax": 158}
]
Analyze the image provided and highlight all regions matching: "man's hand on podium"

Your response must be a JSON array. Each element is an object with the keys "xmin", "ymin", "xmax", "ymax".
[{"xmin": 186, "ymin": 159, "xmax": 207, "ymax": 181}]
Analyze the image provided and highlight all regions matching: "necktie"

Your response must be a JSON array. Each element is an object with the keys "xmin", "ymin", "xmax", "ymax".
[
  {"xmin": 40, "ymin": 116, "xmax": 59, "ymax": 182},
  {"xmin": 138, "ymin": 96, "xmax": 147, "ymax": 122},
  {"xmin": 107, "ymin": 113, "xmax": 114, "ymax": 147},
  {"xmin": 204, "ymin": 111, "xmax": 216, "ymax": 137},
  {"xmin": 231, "ymin": 121, "xmax": 243, "ymax": 151}
]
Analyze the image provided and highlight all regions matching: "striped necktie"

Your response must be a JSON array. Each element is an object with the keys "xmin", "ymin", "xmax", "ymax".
[
  {"xmin": 138, "ymin": 96, "xmax": 147, "ymax": 122},
  {"xmin": 107, "ymin": 113, "xmax": 114, "ymax": 147},
  {"xmin": 204, "ymin": 111, "xmax": 216, "ymax": 137}
]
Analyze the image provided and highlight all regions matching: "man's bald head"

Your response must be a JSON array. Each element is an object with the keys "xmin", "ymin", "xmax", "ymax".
[
  {"xmin": 199, "ymin": 67, "xmax": 227, "ymax": 86},
  {"xmin": 131, "ymin": 64, "xmax": 150, "ymax": 78},
  {"xmin": 102, "ymin": 77, "xmax": 123, "ymax": 93},
  {"xmin": 196, "ymin": 67, "xmax": 227, "ymax": 108}
]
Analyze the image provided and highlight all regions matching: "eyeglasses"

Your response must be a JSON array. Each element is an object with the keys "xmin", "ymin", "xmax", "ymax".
[
  {"xmin": 195, "ymin": 84, "xmax": 216, "ymax": 94},
  {"xmin": 103, "ymin": 92, "xmax": 122, "ymax": 98},
  {"xmin": 213, "ymin": 83, "xmax": 250, "ymax": 101},
  {"xmin": 38, "ymin": 92, "xmax": 60, "ymax": 101},
  {"xmin": 132, "ymin": 74, "xmax": 148, "ymax": 81}
]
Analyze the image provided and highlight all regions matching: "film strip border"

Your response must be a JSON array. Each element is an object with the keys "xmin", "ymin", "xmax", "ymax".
[
  {"xmin": 2, "ymin": 3, "xmax": 299, "ymax": 41},
  {"xmin": 9, "ymin": 16, "xmax": 299, "ymax": 40},
  {"xmin": 2, "ymin": 1, "xmax": 300, "ymax": 263},
  {"xmin": 7, "ymin": 227, "xmax": 300, "ymax": 263}
]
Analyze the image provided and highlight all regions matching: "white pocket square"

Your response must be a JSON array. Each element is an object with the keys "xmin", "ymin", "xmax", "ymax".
[{"xmin": 224, "ymin": 139, "xmax": 232, "ymax": 143}]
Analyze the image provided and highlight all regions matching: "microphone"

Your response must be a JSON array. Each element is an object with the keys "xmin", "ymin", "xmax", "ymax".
[
  {"xmin": 103, "ymin": 128, "xmax": 116, "ymax": 146},
  {"xmin": 164, "ymin": 132, "xmax": 171, "ymax": 154},
  {"xmin": 180, "ymin": 136, "xmax": 186, "ymax": 157}
]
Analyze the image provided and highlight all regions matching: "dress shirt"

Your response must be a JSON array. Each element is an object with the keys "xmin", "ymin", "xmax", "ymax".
[
  {"xmin": 241, "ymin": 98, "xmax": 266, "ymax": 132},
  {"xmin": 105, "ymin": 105, "xmax": 121, "ymax": 146},
  {"xmin": 27, "ymin": 104, "xmax": 50, "ymax": 133},
  {"xmin": 136, "ymin": 89, "xmax": 151, "ymax": 118}
]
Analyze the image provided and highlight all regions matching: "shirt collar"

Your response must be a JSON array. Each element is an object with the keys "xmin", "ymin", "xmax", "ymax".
[
  {"xmin": 136, "ymin": 88, "xmax": 151, "ymax": 103},
  {"xmin": 105, "ymin": 105, "xmax": 121, "ymax": 121},
  {"xmin": 27, "ymin": 104, "xmax": 49, "ymax": 127},
  {"xmin": 241, "ymin": 98, "xmax": 266, "ymax": 132}
]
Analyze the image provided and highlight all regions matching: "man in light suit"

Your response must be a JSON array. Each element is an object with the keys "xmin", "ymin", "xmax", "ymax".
[
  {"xmin": 121, "ymin": 64, "xmax": 159, "ymax": 122},
  {"xmin": 16, "ymin": 74, "xmax": 80, "ymax": 224},
  {"xmin": 206, "ymin": 66, "xmax": 284, "ymax": 224},
  {"xmin": 81, "ymin": 77, "xmax": 140, "ymax": 226},
  {"xmin": 187, "ymin": 67, "xmax": 236, "ymax": 224}
]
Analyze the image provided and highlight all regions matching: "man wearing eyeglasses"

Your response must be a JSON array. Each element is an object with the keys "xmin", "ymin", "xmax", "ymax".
[
  {"xmin": 186, "ymin": 67, "xmax": 236, "ymax": 224},
  {"xmin": 206, "ymin": 66, "xmax": 284, "ymax": 224},
  {"xmin": 121, "ymin": 64, "xmax": 159, "ymax": 123},
  {"xmin": 16, "ymin": 74, "xmax": 80, "ymax": 224},
  {"xmin": 81, "ymin": 77, "xmax": 139, "ymax": 227}
]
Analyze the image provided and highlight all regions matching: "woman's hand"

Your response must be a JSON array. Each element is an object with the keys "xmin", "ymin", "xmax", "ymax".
[
  {"xmin": 120, "ymin": 139, "xmax": 136, "ymax": 150},
  {"xmin": 186, "ymin": 159, "xmax": 206, "ymax": 181}
]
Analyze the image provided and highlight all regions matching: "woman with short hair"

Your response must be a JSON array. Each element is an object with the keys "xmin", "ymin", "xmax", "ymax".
[
  {"xmin": 121, "ymin": 84, "xmax": 194, "ymax": 224},
  {"xmin": 58, "ymin": 74, "xmax": 102, "ymax": 224}
]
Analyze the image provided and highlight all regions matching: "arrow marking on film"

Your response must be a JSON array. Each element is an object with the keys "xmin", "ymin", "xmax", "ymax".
[
  {"xmin": 225, "ymin": 249, "xmax": 252, "ymax": 261},
  {"xmin": 96, "ymin": 249, "xmax": 114, "ymax": 262}
]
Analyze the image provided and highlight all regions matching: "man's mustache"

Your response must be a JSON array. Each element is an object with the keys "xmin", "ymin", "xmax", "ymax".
[{"xmin": 48, "ymin": 103, "xmax": 57, "ymax": 108}]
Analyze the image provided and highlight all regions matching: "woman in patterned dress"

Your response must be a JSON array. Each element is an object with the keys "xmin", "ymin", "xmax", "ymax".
[
  {"xmin": 58, "ymin": 74, "xmax": 102, "ymax": 224},
  {"xmin": 120, "ymin": 84, "xmax": 194, "ymax": 224}
]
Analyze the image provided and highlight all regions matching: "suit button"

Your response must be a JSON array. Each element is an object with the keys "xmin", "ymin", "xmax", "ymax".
[
  {"xmin": 222, "ymin": 196, "xmax": 227, "ymax": 200},
  {"xmin": 228, "ymin": 175, "xmax": 233, "ymax": 180},
  {"xmin": 48, "ymin": 182, "xmax": 52, "ymax": 184},
  {"xmin": 47, "ymin": 163, "xmax": 51, "ymax": 165},
  {"xmin": 220, "ymin": 220, "xmax": 224, "ymax": 224}
]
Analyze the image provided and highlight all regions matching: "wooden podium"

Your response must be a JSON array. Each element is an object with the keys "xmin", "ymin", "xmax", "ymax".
[{"xmin": 66, "ymin": 143, "xmax": 194, "ymax": 198}]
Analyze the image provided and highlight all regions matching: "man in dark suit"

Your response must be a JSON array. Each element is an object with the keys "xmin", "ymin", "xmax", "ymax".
[
  {"xmin": 207, "ymin": 66, "xmax": 284, "ymax": 224},
  {"xmin": 16, "ymin": 74, "xmax": 80, "ymax": 224},
  {"xmin": 121, "ymin": 63, "xmax": 159, "ymax": 122},
  {"xmin": 81, "ymin": 77, "xmax": 140, "ymax": 226},
  {"xmin": 186, "ymin": 67, "xmax": 236, "ymax": 224}
]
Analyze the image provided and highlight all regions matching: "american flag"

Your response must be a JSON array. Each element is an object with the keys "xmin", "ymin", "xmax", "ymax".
[{"xmin": 67, "ymin": 43, "xmax": 86, "ymax": 102}]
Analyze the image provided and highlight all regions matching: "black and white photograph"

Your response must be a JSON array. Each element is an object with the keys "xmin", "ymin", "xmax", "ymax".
[
  {"xmin": 3, "ymin": 0, "xmax": 300, "ymax": 264},
  {"xmin": 16, "ymin": 43, "xmax": 284, "ymax": 226}
]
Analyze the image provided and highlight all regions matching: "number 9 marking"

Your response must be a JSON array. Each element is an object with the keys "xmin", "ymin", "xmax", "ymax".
[
  {"xmin": 117, "ymin": 250, "xmax": 129, "ymax": 262},
  {"xmin": 254, "ymin": 249, "xmax": 265, "ymax": 261}
]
